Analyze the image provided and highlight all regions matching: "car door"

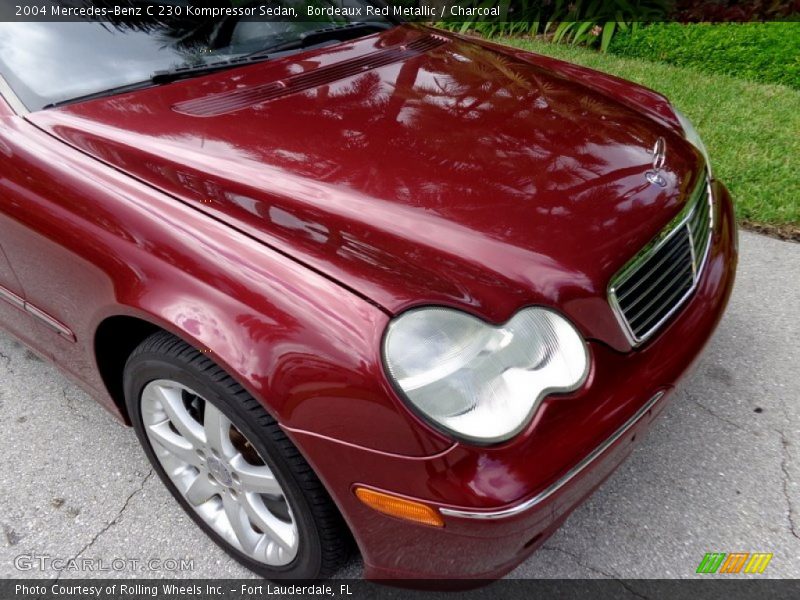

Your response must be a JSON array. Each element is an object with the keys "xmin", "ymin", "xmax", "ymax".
[
  {"xmin": 0, "ymin": 82, "xmax": 78, "ymax": 363},
  {"xmin": 0, "ymin": 81, "xmax": 114, "ymax": 387},
  {"xmin": 0, "ymin": 92, "xmax": 33, "ymax": 344}
]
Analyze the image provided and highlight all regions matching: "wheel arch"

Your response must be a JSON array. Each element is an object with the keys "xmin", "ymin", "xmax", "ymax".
[
  {"xmin": 91, "ymin": 301, "xmax": 296, "ymax": 429},
  {"xmin": 93, "ymin": 314, "xmax": 162, "ymax": 425}
]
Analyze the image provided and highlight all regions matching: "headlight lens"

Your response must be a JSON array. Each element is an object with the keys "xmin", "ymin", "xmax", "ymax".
[
  {"xmin": 383, "ymin": 307, "xmax": 589, "ymax": 444},
  {"xmin": 674, "ymin": 107, "xmax": 712, "ymax": 178}
]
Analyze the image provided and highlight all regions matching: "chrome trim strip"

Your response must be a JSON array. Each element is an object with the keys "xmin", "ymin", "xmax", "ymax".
[
  {"xmin": 608, "ymin": 174, "xmax": 714, "ymax": 346},
  {"xmin": 24, "ymin": 304, "xmax": 75, "ymax": 341},
  {"xmin": 0, "ymin": 283, "xmax": 76, "ymax": 341},
  {"xmin": 440, "ymin": 391, "xmax": 665, "ymax": 520},
  {"xmin": 0, "ymin": 73, "xmax": 29, "ymax": 115},
  {"xmin": 0, "ymin": 284, "xmax": 25, "ymax": 310}
]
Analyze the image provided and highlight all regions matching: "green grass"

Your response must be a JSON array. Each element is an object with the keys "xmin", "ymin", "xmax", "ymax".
[
  {"xmin": 608, "ymin": 23, "xmax": 800, "ymax": 90},
  {"xmin": 496, "ymin": 37, "xmax": 800, "ymax": 229}
]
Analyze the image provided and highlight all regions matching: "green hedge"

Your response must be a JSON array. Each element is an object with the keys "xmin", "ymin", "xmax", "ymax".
[{"xmin": 608, "ymin": 22, "xmax": 800, "ymax": 90}]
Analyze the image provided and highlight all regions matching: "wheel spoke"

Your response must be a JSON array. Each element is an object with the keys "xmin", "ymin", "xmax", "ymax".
[
  {"xmin": 147, "ymin": 421, "xmax": 202, "ymax": 467},
  {"xmin": 184, "ymin": 474, "xmax": 218, "ymax": 506},
  {"xmin": 241, "ymin": 492, "xmax": 297, "ymax": 554},
  {"xmin": 229, "ymin": 454, "xmax": 282, "ymax": 495},
  {"xmin": 148, "ymin": 384, "xmax": 204, "ymax": 447},
  {"xmin": 140, "ymin": 379, "xmax": 299, "ymax": 567},
  {"xmin": 222, "ymin": 492, "xmax": 257, "ymax": 553},
  {"xmin": 204, "ymin": 402, "xmax": 234, "ymax": 457}
]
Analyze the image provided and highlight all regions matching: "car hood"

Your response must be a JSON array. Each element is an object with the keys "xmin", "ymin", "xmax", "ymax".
[{"xmin": 29, "ymin": 25, "xmax": 705, "ymax": 351}]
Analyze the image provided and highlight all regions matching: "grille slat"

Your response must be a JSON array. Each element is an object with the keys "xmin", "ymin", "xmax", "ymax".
[
  {"xmin": 617, "ymin": 234, "xmax": 691, "ymax": 304},
  {"xmin": 630, "ymin": 272, "xmax": 694, "ymax": 333},
  {"xmin": 691, "ymin": 200, "xmax": 709, "ymax": 238},
  {"xmin": 619, "ymin": 244, "xmax": 693, "ymax": 314},
  {"xmin": 628, "ymin": 262, "xmax": 694, "ymax": 328},
  {"xmin": 625, "ymin": 233, "xmax": 693, "ymax": 324},
  {"xmin": 609, "ymin": 174, "xmax": 713, "ymax": 345},
  {"xmin": 691, "ymin": 204, "xmax": 711, "ymax": 256}
]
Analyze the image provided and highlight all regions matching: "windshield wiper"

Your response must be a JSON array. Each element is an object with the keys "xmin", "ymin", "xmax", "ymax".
[
  {"xmin": 154, "ymin": 22, "xmax": 393, "ymax": 84},
  {"xmin": 42, "ymin": 22, "xmax": 393, "ymax": 109},
  {"xmin": 150, "ymin": 55, "xmax": 274, "ymax": 84},
  {"xmin": 246, "ymin": 22, "xmax": 393, "ymax": 58},
  {"xmin": 42, "ymin": 80, "xmax": 163, "ymax": 109}
]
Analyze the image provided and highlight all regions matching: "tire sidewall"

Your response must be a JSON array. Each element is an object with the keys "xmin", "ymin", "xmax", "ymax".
[{"xmin": 124, "ymin": 353, "xmax": 325, "ymax": 579}]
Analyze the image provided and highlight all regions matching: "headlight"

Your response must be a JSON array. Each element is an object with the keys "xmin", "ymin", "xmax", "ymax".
[
  {"xmin": 674, "ymin": 107, "xmax": 712, "ymax": 178},
  {"xmin": 382, "ymin": 307, "xmax": 589, "ymax": 444}
]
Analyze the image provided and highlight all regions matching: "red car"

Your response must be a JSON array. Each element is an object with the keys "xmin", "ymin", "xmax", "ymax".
[{"xmin": 0, "ymin": 8, "xmax": 736, "ymax": 582}]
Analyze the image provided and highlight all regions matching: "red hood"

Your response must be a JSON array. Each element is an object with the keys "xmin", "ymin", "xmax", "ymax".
[{"xmin": 29, "ymin": 25, "xmax": 705, "ymax": 351}]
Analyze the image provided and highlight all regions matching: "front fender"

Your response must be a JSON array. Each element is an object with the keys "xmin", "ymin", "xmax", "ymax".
[{"xmin": 1, "ymin": 116, "xmax": 450, "ymax": 458}]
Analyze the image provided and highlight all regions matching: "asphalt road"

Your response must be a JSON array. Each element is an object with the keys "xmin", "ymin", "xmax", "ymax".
[{"xmin": 0, "ymin": 231, "xmax": 797, "ymax": 582}]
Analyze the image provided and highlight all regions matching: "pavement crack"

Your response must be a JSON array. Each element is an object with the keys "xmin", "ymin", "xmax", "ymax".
[
  {"xmin": 686, "ymin": 392, "xmax": 798, "ymax": 545},
  {"xmin": 766, "ymin": 365, "xmax": 799, "ymax": 544},
  {"xmin": 54, "ymin": 470, "xmax": 153, "ymax": 581},
  {"xmin": 0, "ymin": 350, "xmax": 13, "ymax": 373},
  {"xmin": 542, "ymin": 545, "xmax": 617, "ymax": 577},
  {"xmin": 542, "ymin": 546, "xmax": 650, "ymax": 599},
  {"xmin": 685, "ymin": 393, "xmax": 752, "ymax": 434},
  {"xmin": 776, "ymin": 429, "xmax": 800, "ymax": 542}
]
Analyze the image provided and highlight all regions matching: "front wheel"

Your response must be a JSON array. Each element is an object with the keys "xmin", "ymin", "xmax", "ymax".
[{"xmin": 124, "ymin": 331, "xmax": 350, "ymax": 579}]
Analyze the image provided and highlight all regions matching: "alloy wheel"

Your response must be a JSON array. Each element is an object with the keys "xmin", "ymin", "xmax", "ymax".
[{"xmin": 140, "ymin": 379, "xmax": 299, "ymax": 566}]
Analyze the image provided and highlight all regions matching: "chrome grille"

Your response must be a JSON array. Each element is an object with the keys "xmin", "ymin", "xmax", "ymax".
[{"xmin": 609, "ymin": 174, "xmax": 713, "ymax": 345}]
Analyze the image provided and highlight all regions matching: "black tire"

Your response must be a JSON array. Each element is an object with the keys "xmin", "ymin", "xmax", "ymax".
[{"xmin": 123, "ymin": 330, "xmax": 351, "ymax": 579}]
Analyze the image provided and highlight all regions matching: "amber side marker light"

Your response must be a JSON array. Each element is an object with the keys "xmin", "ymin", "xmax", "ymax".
[{"xmin": 354, "ymin": 487, "xmax": 444, "ymax": 527}]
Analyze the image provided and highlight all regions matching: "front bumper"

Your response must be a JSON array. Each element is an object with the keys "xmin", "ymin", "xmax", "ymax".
[{"xmin": 285, "ymin": 180, "xmax": 738, "ymax": 580}]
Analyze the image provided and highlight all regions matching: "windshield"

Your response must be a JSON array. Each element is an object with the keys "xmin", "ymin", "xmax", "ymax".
[{"xmin": 0, "ymin": 1, "xmax": 392, "ymax": 111}]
